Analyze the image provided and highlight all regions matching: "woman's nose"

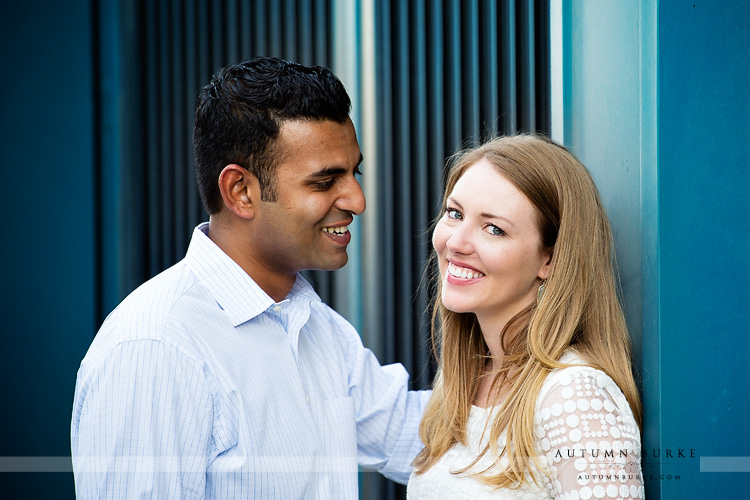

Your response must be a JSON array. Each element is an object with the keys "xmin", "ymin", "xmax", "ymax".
[{"xmin": 445, "ymin": 224, "xmax": 474, "ymax": 254}]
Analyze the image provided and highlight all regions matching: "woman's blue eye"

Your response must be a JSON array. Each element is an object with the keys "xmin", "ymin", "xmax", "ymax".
[
  {"xmin": 446, "ymin": 208, "xmax": 463, "ymax": 220},
  {"xmin": 487, "ymin": 225, "xmax": 505, "ymax": 236}
]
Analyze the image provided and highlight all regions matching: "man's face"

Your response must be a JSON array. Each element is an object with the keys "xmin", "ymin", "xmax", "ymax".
[{"xmin": 251, "ymin": 118, "xmax": 365, "ymax": 278}]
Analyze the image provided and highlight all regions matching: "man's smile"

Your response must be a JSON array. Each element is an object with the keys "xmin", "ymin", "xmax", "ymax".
[{"xmin": 321, "ymin": 225, "xmax": 349, "ymax": 235}]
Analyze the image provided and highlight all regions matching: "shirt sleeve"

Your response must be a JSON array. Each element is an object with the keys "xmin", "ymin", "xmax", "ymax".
[
  {"xmin": 345, "ymin": 334, "xmax": 431, "ymax": 485},
  {"xmin": 536, "ymin": 367, "xmax": 644, "ymax": 500},
  {"xmin": 71, "ymin": 339, "xmax": 215, "ymax": 499}
]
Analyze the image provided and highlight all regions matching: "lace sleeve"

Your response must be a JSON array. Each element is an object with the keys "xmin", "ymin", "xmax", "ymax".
[{"xmin": 535, "ymin": 367, "xmax": 644, "ymax": 500}]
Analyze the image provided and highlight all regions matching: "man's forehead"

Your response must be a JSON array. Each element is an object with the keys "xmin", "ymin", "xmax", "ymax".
[
  {"xmin": 277, "ymin": 116, "xmax": 354, "ymax": 135},
  {"xmin": 275, "ymin": 119, "xmax": 360, "ymax": 158}
]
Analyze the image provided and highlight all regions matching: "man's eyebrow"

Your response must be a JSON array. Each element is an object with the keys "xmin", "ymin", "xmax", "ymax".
[
  {"xmin": 306, "ymin": 166, "xmax": 348, "ymax": 179},
  {"xmin": 306, "ymin": 155, "xmax": 364, "ymax": 179}
]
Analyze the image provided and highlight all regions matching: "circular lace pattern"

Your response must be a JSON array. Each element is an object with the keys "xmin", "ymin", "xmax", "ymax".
[{"xmin": 407, "ymin": 356, "xmax": 644, "ymax": 499}]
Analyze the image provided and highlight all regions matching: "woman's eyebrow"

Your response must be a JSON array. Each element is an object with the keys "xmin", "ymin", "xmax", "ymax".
[
  {"xmin": 480, "ymin": 211, "xmax": 515, "ymax": 227},
  {"xmin": 447, "ymin": 196, "xmax": 516, "ymax": 227}
]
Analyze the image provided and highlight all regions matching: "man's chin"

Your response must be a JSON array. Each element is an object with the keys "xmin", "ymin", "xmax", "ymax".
[{"xmin": 315, "ymin": 253, "xmax": 349, "ymax": 271}]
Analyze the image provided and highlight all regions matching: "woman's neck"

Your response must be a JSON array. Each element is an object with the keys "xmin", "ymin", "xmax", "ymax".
[
  {"xmin": 475, "ymin": 313, "xmax": 509, "ymax": 370},
  {"xmin": 473, "ymin": 313, "xmax": 524, "ymax": 407}
]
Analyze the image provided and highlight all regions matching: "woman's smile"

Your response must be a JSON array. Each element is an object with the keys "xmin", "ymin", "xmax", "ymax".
[{"xmin": 446, "ymin": 261, "xmax": 485, "ymax": 281}]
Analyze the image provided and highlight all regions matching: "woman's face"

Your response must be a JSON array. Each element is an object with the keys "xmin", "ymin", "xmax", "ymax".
[{"xmin": 432, "ymin": 159, "xmax": 551, "ymax": 327}]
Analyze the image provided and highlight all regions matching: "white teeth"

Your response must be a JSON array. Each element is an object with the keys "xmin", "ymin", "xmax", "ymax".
[
  {"xmin": 322, "ymin": 225, "xmax": 349, "ymax": 235},
  {"xmin": 447, "ymin": 262, "xmax": 484, "ymax": 279}
]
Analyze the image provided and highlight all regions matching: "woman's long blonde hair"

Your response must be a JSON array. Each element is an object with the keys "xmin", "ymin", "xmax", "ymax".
[{"xmin": 413, "ymin": 134, "xmax": 642, "ymax": 488}]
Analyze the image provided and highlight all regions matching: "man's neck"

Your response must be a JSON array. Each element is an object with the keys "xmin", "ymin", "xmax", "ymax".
[{"xmin": 206, "ymin": 218, "xmax": 295, "ymax": 302}]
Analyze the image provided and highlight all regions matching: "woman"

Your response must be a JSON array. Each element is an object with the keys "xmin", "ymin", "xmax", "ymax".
[{"xmin": 408, "ymin": 135, "xmax": 644, "ymax": 499}]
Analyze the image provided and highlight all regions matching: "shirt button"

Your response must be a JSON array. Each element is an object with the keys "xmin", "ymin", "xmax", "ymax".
[{"xmin": 273, "ymin": 305, "xmax": 282, "ymax": 312}]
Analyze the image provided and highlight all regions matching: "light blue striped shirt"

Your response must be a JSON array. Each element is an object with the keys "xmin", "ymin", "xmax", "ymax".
[{"xmin": 72, "ymin": 223, "xmax": 429, "ymax": 499}]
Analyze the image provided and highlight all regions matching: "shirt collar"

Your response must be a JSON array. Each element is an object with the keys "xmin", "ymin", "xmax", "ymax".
[{"xmin": 185, "ymin": 223, "xmax": 321, "ymax": 327}]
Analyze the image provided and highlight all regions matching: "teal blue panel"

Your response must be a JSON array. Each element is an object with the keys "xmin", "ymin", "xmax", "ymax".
[
  {"xmin": 638, "ymin": 0, "xmax": 661, "ymax": 495},
  {"xmin": 657, "ymin": 0, "xmax": 750, "ymax": 497},
  {"xmin": 0, "ymin": 1, "xmax": 95, "ymax": 498},
  {"xmin": 566, "ymin": 0, "xmax": 750, "ymax": 497},
  {"xmin": 563, "ymin": 0, "xmax": 643, "ymax": 365}
]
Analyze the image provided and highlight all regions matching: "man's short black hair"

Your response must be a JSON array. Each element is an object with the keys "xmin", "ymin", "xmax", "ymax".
[{"xmin": 193, "ymin": 57, "xmax": 352, "ymax": 214}]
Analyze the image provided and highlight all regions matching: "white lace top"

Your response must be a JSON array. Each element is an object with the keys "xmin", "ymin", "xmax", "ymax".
[{"xmin": 407, "ymin": 354, "xmax": 644, "ymax": 499}]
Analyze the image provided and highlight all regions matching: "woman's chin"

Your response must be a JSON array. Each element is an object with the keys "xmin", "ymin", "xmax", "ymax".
[{"xmin": 441, "ymin": 296, "xmax": 475, "ymax": 315}]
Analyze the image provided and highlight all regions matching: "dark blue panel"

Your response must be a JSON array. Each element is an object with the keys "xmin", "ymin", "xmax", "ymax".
[
  {"xmin": 658, "ymin": 1, "xmax": 750, "ymax": 496},
  {"xmin": 0, "ymin": 0, "xmax": 95, "ymax": 498}
]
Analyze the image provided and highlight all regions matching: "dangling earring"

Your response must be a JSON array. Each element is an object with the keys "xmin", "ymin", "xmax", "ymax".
[{"xmin": 537, "ymin": 279, "xmax": 547, "ymax": 306}]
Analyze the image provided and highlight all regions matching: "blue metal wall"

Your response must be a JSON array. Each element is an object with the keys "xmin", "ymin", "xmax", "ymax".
[
  {"xmin": 96, "ymin": 0, "xmax": 338, "ymax": 320},
  {"xmin": 657, "ymin": 1, "xmax": 750, "ymax": 496},
  {"xmin": 0, "ymin": 1, "xmax": 95, "ymax": 498},
  {"xmin": 563, "ymin": 0, "xmax": 750, "ymax": 497},
  {"xmin": 15, "ymin": 2, "xmax": 736, "ymax": 499},
  {"xmin": 360, "ymin": 3, "xmax": 550, "ymax": 497}
]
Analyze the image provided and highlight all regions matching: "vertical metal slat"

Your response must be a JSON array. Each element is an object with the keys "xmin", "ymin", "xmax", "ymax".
[
  {"xmin": 516, "ymin": 0, "xmax": 535, "ymax": 131},
  {"xmin": 158, "ymin": 0, "xmax": 172, "ymax": 269},
  {"xmin": 313, "ymin": 0, "xmax": 327, "ymax": 65},
  {"xmin": 283, "ymin": 0, "xmax": 297, "ymax": 59},
  {"xmin": 173, "ymin": 0, "xmax": 187, "ymax": 258},
  {"xmin": 462, "ymin": 0, "xmax": 481, "ymax": 144},
  {"xmin": 239, "ymin": 0, "xmax": 252, "ymax": 60},
  {"xmin": 481, "ymin": 0, "xmax": 500, "ymax": 137},
  {"xmin": 226, "ymin": 0, "xmax": 239, "ymax": 64},
  {"xmin": 143, "ymin": 0, "xmax": 158, "ymax": 277},
  {"xmin": 500, "ymin": 0, "xmax": 518, "ymax": 133},
  {"xmin": 445, "ymin": 0, "xmax": 462, "ymax": 152},
  {"xmin": 395, "ymin": 0, "xmax": 414, "ymax": 382},
  {"xmin": 534, "ymin": 0, "xmax": 551, "ymax": 134},
  {"xmin": 184, "ymin": 0, "xmax": 201, "ymax": 228},
  {"xmin": 254, "ymin": 0, "xmax": 268, "ymax": 56},
  {"xmin": 377, "ymin": 0, "xmax": 395, "ymax": 365},
  {"xmin": 298, "ymin": 0, "xmax": 314, "ymax": 65},
  {"xmin": 428, "ymin": 0, "xmax": 445, "ymax": 212},
  {"xmin": 210, "ymin": 1, "xmax": 223, "ymax": 70},
  {"xmin": 411, "ymin": 0, "xmax": 432, "ymax": 386},
  {"xmin": 269, "ymin": 0, "xmax": 282, "ymax": 56}
]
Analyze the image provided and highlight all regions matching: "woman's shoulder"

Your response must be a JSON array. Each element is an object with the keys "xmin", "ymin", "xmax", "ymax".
[
  {"xmin": 531, "ymin": 356, "xmax": 644, "ymax": 499},
  {"xmin": 535, "ymin": 351, "xmax": 633, "ymax": 417}
]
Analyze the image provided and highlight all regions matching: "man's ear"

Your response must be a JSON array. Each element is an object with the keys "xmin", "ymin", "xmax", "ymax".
[{"xmin": 218, "ymin": 164, "xmax": 261, "ymax": 219}]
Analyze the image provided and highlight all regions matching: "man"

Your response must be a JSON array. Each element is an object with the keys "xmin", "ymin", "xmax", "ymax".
[{"xmin": 72, "ymin": 57, "xmax": 429, "ymax": 499}]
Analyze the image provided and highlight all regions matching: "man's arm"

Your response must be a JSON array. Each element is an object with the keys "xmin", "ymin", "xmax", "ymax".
[
  {"xmin": 71, "ymin": 339, "xmax": 214, "ymax": 499},
  {"xmin": 347, "ymin": 337, "xmax": 431, "ymax": 484}
]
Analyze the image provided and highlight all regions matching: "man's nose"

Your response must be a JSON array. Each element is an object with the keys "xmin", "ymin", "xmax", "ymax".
[{"xmin": 336, "ymin": 176, "xmax": 366, "ymax": 215}]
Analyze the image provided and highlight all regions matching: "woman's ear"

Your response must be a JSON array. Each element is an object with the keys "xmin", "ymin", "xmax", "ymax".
[
  {"xmin": 218, "ymin": 164, "xmax": 261, "ymax": 219},
  {"xmin": 538, "ymin": 249, "xmax": 553, "ymax": 280}
]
